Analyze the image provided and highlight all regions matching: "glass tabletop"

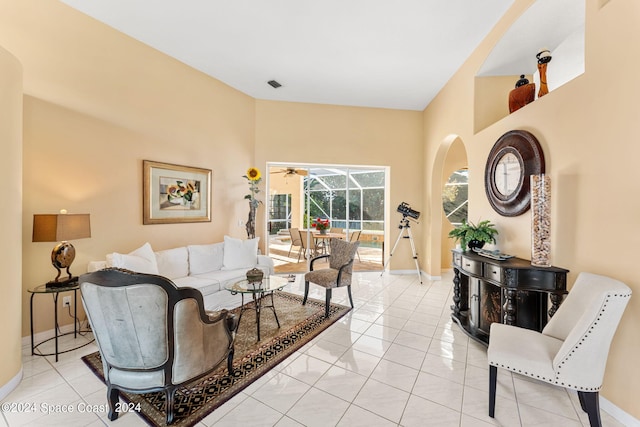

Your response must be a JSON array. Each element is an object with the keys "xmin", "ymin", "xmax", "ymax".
[
  {"xmin": 28, "ymin": 282, "xmax": 80, "ymax": 293},
  {"xmin": 226, "ymin": 275, "xmax": 289, "ymax": 294}
]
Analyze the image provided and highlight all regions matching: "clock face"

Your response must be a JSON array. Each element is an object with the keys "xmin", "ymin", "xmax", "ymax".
[{"xmin": 494, "ymin": 152, "xmax": 521, "ymax": 197}]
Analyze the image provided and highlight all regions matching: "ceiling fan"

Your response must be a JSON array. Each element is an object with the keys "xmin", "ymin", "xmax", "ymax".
[{"xmin": 271, "ymin": 167, "xmax": 308, "ymax": 176}]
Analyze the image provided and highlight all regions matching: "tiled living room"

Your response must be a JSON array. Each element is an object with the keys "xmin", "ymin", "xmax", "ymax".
[
  {"xmin": 3, "ymin": 271, "xmax": 627, "ymax": 427},
  {"xmin": 1, "ymin": 1, "xmax": 639, "ymax": 427}
]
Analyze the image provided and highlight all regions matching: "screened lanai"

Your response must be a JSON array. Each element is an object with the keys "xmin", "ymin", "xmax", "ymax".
[{"xmin": 267, "ymin": 165, "xmax": 386, "ymax": 273}]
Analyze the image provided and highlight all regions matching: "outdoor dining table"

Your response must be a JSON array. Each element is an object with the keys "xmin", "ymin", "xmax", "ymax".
[{"xmin": 310, "ymin": 232, "xmax": 345, "ymax": 255}]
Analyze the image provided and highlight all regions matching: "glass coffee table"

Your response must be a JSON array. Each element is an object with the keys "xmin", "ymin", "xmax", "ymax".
[{"xmin": 226, "ymin": 275, "xmax": 289, "ymax": 341}]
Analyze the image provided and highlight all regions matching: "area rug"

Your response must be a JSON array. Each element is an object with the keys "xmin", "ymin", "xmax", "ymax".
[{"xmin": 81, "ymin": 291, "xmax": 350, "ymax": 426}]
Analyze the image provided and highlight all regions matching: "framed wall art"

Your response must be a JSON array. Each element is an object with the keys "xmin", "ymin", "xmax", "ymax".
[{"xmin": 143, "ymin": 160, "xmax": 212, "ymax": 224}]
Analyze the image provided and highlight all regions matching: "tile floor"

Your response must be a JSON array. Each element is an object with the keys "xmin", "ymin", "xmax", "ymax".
[{"xmin": 1, "ymin": 271, "xmax": 626, "ymax": 426}]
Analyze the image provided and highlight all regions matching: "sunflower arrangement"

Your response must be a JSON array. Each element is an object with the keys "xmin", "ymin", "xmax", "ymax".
[
  {"xmin": 243, "ymin": 167, "xmax": 262, "ymax": 239},
  {"xmin": 243, "ymin": 167, "xmax": 262, "ymax": 208}
]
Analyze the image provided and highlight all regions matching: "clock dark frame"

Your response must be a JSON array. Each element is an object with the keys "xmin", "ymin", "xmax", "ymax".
[{"xmin": 485, "ymin": 130, "xmax": 545, "ymax": 217}]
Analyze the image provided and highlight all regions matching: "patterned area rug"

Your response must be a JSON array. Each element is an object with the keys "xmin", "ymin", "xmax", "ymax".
[{"xmin": 81, "ymin": 291, "xmax": 350, "ymax": 426}]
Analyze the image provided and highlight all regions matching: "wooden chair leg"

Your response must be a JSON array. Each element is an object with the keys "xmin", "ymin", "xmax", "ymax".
[
  {"xmin": 325, "ymin": 288, "xmax": 332, "ymax": 317},
  {"xmin": 347, "ymin": 285, "xmax": 354, "ymax": 308},
  {"xmin": 489, "ymin": 365, "xmax": 497, "ymax": 418},
  {"xmin": 578, "ymin": 391, "xmax": 602, "ymax": 427},
  {"xmin": 227, "ymin": 348, "xmax": 234, "ymax": 375},
  {"xmin": 302, "ymin": 281, "xmax": 309, "ymax": 305},
  {"xmin": 107, "ymin": 385, "xmax": 120, "ymax": 421},
  {"xmin": 166, "ymin": 387, "xmax": 177, "ymax": 425}
]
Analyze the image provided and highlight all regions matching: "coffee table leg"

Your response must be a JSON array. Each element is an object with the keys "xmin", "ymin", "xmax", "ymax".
[
  {"xmin": 269, "ymin": 291, "xmax": 281, "ymax": 328},
  {"xmin": 253, "ymin": 291, "xmax": 261, "ymax": 341},
  {"xmin": 235, "ymin": 293, "xmax": 245, "ymax": 332}
]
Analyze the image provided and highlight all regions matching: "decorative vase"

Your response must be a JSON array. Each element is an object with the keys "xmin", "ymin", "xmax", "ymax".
[
  {"xmin": 531, "ymin": 174, "xmax": 551, "ymax": 267},
  {"xmin": 319, "ymin": 229, "xmax": 328, "ymax": 235},
  {"xmin": 536, "ymin": 49, "xmax": 552, "ymax": 98},
  {"xmin": 468, "ymin": 240, "xmax": 485, "ymax": 251},
  {"xmin": 246, "ymin": 203, "xmax": 256, "ymax": 239},
  {"xmin": 508, "ymin": 75, "xmax": 535, "ymax": 113}
]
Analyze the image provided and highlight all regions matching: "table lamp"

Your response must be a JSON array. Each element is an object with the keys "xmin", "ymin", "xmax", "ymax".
[{"xmin": 32, "ymin": 211, "xmax": 91, "ymax": 287}]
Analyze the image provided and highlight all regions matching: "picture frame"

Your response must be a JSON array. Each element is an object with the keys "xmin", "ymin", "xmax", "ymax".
[{"xmin": 143, "ymin": 160, "xmax": 212, "ymax": 224}]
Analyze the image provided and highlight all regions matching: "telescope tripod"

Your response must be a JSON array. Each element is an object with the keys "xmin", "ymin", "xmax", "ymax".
[{"xmin": 381, "ymin": 216, "xmax": 423, "ymax": 284}]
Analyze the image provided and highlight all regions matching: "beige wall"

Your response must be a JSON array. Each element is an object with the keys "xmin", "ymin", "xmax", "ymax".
[
  {"xmin": 0, "ymin": 0, "xmax": 256, "ymax": 339},
  {"xmin": 2, "ymin": 0, "xmax": 639, "ymax": 418},
  {"xmin": 423, "ymin": 0, "xmax": 640, "ymax": 418},
  {"xmin": 255, "ymin": 100, "xmax": 423, "ymax": 271},
  {"xmin": 0, "ymin": 46, "xmax": 23, "ymax": 396}
]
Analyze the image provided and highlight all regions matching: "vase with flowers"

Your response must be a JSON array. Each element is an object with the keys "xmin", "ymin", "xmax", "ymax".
[
  {"xmin": 243, "ymin": 167, "xmax": 262, "ymax": 239},
  {"xmin": 312, "ymin": 218, "xmax": 330, "ymax": 235}
]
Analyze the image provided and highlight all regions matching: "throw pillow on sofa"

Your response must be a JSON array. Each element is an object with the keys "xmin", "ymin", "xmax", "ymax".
[
  {"xmin": 110, "ymin": 242, "xmax": 159, "ymax": 275},
  {"xmin": 155, "ymin": 247, "xmax": 189, "ymax": 279},
  {"xmin": 187, "ymin": 242, "xmax": 225, "ymax": 275},
  {"xmin": 222, "ymin": 236, "xmax": 259, "ymax": 270}
]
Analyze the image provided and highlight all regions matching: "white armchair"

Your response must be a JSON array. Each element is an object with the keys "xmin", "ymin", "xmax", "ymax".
[
  {"xmin": 487, "ymin": 272, "xmax": 631, "ymax": 427},
  {"xmin": 80, "ymin": 268, "xmax": 236, "ymax": 424}
]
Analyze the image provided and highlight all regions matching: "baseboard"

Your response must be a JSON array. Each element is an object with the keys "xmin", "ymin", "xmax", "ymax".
[
  {"xmin": 387, "ymin": 270, "xmax": 441, "ymax": 281},
  {"xmin": 0, "ymin": 367, "xmax": 23, "ymax": 401},
  {"xmin": 600, "ymin": 395, "xmax": 640, "ymax": 426}
]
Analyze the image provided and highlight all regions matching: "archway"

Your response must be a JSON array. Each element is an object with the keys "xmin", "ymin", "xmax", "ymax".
[{"xmin": 426, "ymin": 135, "xmax": 468, "ymax": 276}]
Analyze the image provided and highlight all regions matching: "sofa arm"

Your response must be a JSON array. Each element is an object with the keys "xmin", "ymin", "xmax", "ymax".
[{"xmin": 257, "ymin": 255, "xmax": 275, "ymax": 275}]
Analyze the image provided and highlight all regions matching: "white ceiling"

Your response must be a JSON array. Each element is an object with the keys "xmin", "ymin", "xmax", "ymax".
[{"xmin": 60, "ymin": 0, "xmax": 515, "ymax": 111}]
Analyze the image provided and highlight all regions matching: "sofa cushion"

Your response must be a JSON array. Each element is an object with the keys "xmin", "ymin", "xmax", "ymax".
[
  {"xmin": 155, "ymin": 247, "xmax": 189, "ymax": 280},
  {"xmin": 172, "ymin": 276, "xmax": 221, "ymax": 296},
  {"xmin": 111, "ymin": 242, "xmax": 159, "ymax": 275},
  {"xmin": 191, "ymin": 269, "xmax": 248, "ymax": 287},
  {"xmin": 187, "ymin": 243, "xmax": 224, "ymax": 275},
  {"xmin": 222, "ymin": 236, "xmax": 259, "ymax": 270}
]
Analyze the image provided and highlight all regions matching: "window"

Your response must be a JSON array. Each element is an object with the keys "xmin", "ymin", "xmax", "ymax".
[
  {"xmin": 443, "ymin": 169, "xmax": 468, "ymax": 226},
  {"xmin": 268, "ymin": 194, "xmax": 291, "ymax": 235}
]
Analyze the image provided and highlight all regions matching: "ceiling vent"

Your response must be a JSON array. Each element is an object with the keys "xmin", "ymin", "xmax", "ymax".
[{"xmin": 267, "ymin": 80, "xmax": 282, "ymax": 89}]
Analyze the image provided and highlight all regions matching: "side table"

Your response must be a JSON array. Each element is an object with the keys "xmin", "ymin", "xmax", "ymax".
[{"xmin": 28, "ymin": 283, "xmax": 94, "ymax": 362}]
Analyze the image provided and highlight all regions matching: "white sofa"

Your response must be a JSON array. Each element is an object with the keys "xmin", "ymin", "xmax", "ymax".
[{"xmin": 87, "ymin": 236, "xmax": 274, "ymax": 310}]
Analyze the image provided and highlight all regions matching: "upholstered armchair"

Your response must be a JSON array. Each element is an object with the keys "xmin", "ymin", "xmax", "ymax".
[
  {"xmin": 80, "ymin": 268, "xmax": 236, "ymax": 425},
  {"xmin": 488, "ymin": 272, "xmax": 631, "ymax": 427},
  {"xmin": 303, "ymin": 238, "xmax": 359, "ymax": 317}
]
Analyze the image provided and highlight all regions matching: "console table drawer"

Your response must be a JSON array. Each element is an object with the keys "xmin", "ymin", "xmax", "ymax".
[
  {"xmin": 461, "ymin": 256, "xmax": 482, "ymax": 275},
  {"xmin": 484, "ymin": 265, "xmax": 502, "ymax": 282}
]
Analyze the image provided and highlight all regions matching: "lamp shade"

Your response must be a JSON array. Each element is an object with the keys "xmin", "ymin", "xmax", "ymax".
[{"xmin": 32, "ymin": 214, "xmax": 91, "ymax": 242}]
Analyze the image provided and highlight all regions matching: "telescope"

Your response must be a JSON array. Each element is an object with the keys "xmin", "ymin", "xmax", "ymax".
[{"xmin": 397, "ymin": 202, "xmax": 420, "ymax": 220}]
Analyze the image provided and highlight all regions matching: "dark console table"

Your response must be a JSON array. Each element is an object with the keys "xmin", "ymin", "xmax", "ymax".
[{"xmin": 450, "ymin": 250, "xmax": 569, "ymax": 345}]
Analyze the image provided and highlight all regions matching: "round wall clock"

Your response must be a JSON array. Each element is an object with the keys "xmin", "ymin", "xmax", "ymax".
[{"xmin": 485, "ymin": 130, "xmax": 545, "ymax": 216}]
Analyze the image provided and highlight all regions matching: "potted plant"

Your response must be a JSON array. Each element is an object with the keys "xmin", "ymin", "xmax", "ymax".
[{"xmin": 448, "ymin": 219, "xmax": 498, "ymax": 251}]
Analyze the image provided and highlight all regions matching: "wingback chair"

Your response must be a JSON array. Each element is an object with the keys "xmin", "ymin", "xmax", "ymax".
[
  {"xmin": 80, "ymin": 268, "xmax": 237, "ymax": 425},
  {"xmin": 303, "ymin": 238, "xmax": 359, "ymax": 317},
  {"xmin": 488, "ymin": 272, "xmax": 631, "ymax": 427}
]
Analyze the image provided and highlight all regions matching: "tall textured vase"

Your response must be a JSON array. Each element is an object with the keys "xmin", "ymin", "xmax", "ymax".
[
  {"xmin": 530, "ymin": 174, "xmax": 551, "ymax": 267},
  {"xmin": 246, "ymin": 203, "xmax": 256, "ymax": 239}
]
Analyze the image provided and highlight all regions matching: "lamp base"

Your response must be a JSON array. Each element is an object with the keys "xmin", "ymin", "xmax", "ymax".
[{"xmin": 46, "ymin": 276, "xmax": 79, "ymax": 288}]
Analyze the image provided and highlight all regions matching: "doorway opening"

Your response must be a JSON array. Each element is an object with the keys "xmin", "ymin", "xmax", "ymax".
[{"xmin": 266, "ymin": 163, "xmax": 387, "ymax": 273}]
